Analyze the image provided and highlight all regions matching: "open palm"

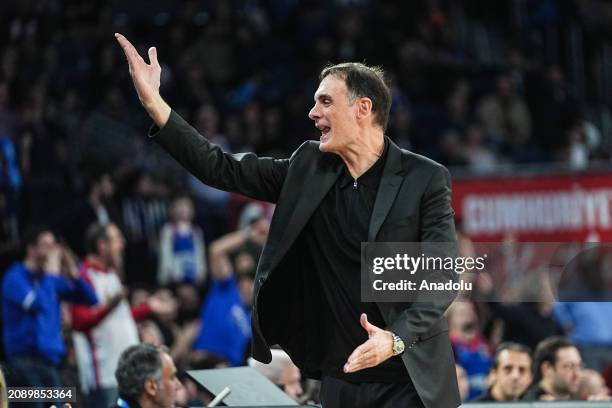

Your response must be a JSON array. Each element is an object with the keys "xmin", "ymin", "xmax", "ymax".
[{"xmin": 115, "ymin": 33, "xmax": 161, "ymax": 107}]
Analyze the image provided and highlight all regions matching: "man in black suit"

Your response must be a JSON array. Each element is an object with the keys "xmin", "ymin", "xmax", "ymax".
[{"xmin": 115, "ymin": 33, "xmax": 460, "ymax": 408}]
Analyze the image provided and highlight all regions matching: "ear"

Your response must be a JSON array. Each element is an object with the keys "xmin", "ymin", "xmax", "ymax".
[
  {"xmin": 541, "ymin": 361, "xmax": 552, "ymax": 378},
  {"xmin": 356, "ymin": 97, "xmax": 373, "ymax": 120},
  {"xmin": 144, "ymin": 378, "xmax": 158, "ymax": 397}
]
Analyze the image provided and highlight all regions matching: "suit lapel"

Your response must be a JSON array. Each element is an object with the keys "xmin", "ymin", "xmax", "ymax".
[
  {"xmin": 266, "ymin": 153, "xmax": 343, "ymax": 273},
  {"xmin": 368, "ymin": 139, "xmax": 405, "ymax": 241}
]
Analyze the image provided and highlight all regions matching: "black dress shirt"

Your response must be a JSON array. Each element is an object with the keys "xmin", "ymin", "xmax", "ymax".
[{"xmin": 303, "ymin": 139, "xmax": 411, "ymax": 383}]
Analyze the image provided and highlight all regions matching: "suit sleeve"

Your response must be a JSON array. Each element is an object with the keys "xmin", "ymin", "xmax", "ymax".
[
  {"xmin": 150, "ymin": 111, "xmax": 290, "ymax": 203},
  {"xmin": 386, "ymin": 165, "xmax": 458, "ymax": 346}
]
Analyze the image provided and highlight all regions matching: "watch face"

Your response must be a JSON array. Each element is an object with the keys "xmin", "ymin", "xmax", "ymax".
[{"xmin": 393, "ymin": 337, "xmax": 405, "ymax": 354}]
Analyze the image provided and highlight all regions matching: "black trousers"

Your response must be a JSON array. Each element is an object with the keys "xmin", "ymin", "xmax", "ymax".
[{"xmin": 319, "ymin": 375, "xmax": 425, "ymax": 408}]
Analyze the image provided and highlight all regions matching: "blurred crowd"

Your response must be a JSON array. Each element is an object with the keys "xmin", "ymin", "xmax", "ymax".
[
  {"xmin": 1, "ymin": 0, "xmax": 612, "ymax": 406},
  {"xmin": 449, "ymin": 231, "xmax": 612, "ymax": 403}
]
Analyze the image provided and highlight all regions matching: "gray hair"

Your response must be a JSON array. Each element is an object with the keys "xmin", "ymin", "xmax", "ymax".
[{"xmin": 115, "ymin": 344, "xmax": 168, "ymax": 401}]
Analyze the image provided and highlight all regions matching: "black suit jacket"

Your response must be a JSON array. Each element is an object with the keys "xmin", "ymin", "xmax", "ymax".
[{"xmin": 152, "ymin": 111, "xmax": 461, "ymax": 408}]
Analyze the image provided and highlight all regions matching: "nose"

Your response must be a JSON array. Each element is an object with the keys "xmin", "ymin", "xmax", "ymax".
[{"xmin": 308, "ymin": 104, "xmax": 320, "ymax": 121}]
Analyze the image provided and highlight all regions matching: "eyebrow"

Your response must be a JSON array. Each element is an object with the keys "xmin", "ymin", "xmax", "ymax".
[{"xmin": 314, "ymin": 93, "xmax": 332, "ymax": 102}]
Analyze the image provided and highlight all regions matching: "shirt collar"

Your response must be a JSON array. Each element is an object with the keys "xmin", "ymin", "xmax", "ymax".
[{"xmin": 339, "ymin": 137, "xmax": 389, "ymax": 189}]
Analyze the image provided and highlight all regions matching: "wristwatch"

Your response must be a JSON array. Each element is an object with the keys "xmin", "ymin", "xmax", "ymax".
[{"xmin": 391, "ymin": 333, "xmax": 405, "ymax": 355}]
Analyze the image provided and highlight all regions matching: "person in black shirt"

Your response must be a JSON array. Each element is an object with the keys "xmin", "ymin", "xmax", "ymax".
[
  {"xmin": 474, "ymin": 342, "xmax": 532, "ymax": 402},
  {"xmin": 522, "ymin": 336, "xmax": 583, "ymax": 401},
  {"xmin": 116, "ymin": 34, "xmax": 460, "ymax": 408}
]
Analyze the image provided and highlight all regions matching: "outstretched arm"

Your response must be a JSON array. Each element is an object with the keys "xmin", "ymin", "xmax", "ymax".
[{"xmin": 115, "ymin": 33, "xmax": 291, "ymax": 202}]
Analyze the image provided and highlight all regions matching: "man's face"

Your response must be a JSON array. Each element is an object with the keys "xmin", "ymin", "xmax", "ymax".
[
  {"xmin": 238, "ymin": 275, "xmax": 254, "ymax": 307},
  {"xmin": 29, "ymin": 231, "xmax": 57, "ymax": 270},
  {"xmin": 308, "ymin": 75, "xmax": 360, "ymax": 154},
  {"xmin": 545, "ymin": 346, "xmax": 583, "ymax": 396},
  {"xmin": 105, "ymin": 224, "xmax": 125, "ymax": 269},
  {"xmin": 493, "ymin": 350, "xmax": 532, "ymax": 400},
  {"xmin": 153, "ymin": 352, "xmax": 182, "ymax": 408},
  {"xmin": 171, "ymin": 198, "xmax": 194, "ymax": 223},
  {"xmin": 98, "ymin": 174, "xmax": 115, "ymax": 202}
]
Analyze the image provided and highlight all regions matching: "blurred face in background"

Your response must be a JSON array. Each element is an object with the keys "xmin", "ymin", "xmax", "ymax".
[
  {"xmin": 99, "ymin": 224, "xmax": 125, "ymax": 270},
  {"xmin": 131, "ymin": 287, "xmax": 152, "ymax": 306},
  {"xmin": 542, "ymin": 346, "xmax": 583, "ymax": 398},
  {"xmin": 492, "ymin": 350, "xmax": 532, "ymax": 400},
  {"xmin": 176, "ymin": 283, "xmax": 200, "ymax": 321},
  {"xmin": 171, "ymin": 197, "xmax": 194, "ymax": 223},
  {"xmin": 28, "ymin": 231, "xmax": 57, "ymax": 272},
  {"xmin": 235, "ymin": 252, "xmax": 256, "ymax": 276},
  {"xmin": 577, "ymin": 369, "xmax": 610, "ymax": 400},
  {"xmin": 237, "ymin": 275, "xmax": 254, "ymax": 307},
  {"xmin": 153, "ymin": 289, "xmax": 179, "ymax": 322},
  {"xmin": 249, "ymin": 218, "xmax": 269, "ymax": 247},
  {"xmin": 447, "ymin": 301, "xmax": 479, "ymax": 340},
  {"xmin": 97, "ymin": 173, "xmax": 115, "ymax": 203}
]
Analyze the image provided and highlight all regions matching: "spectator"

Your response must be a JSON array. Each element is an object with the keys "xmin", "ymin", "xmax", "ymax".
[
  {"xmin": 463, "ymin": 123, "xmax": 499, "ymax": 172},
  {"xmin": 139, "ymin": 320, "xmax": 166, "ymax": 347},
  {"xmin": 191, "ymin": 215, "xmax": 267, "ymax": 366},
  {"xmin": 474, "ymin": 342, "xmax": 532, "ymax": 402},
  {"xmin": 113, "ymin": 344, "xmax": 182, "ymax": 408},
  {"xmin": 157, "ymin": 194, "xmax": 206, "ymax": 286},
  {"xmin": 1, "ymin": 226, "xmax": 97, "ymax": 407},
  {"xmin": 523, "ymin": 336, "xmax": 583, "ymax": 401},
  {"xmin": 576, "ymin": 369, "xmax": 611, "ymax": 401},
  {"xmin": 71, "ymin": 223, "xmax": 172, "ymax": 408},
  {"xmin": 476, "ymin": 73, "xmax": 532, "ymax": 154},
  {"xmin": 447, "ymin": 301, "xmax": 492, "ymax": 400},
  {"xmin": 249, "ymin": 349, "xmax": 303, "ymax": 402},
  {"xmin": 455, "ymin": 364, "xmax": 470, "ymax": 402},
  {"xmin": 50, "ymin": 161, "xmax": 119, "ymax": 257},
  {"xmin": 476, "ymin": 268, "xmax": 563, "ymax": 350},
  {"xmin": 554, "ymin": 302, "xmax": 612, "ymax": 372},
  {"xmin": 0, "ymin": 133, "xmax": 21, "ymax": 246},
  {"xmin": 118, "ymin": 169, "xmax": 170, "ymax": 285}
]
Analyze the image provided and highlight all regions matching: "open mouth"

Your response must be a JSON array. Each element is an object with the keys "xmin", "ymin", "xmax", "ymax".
[{"xmin": 317, "ymin": 125, "xmax": 331, "ymax": 140}]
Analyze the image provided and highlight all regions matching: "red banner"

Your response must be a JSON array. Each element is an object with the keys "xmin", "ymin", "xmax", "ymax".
[{"xmin": 451, "ymin": 172, "xmax": 612, "ymax": 242}]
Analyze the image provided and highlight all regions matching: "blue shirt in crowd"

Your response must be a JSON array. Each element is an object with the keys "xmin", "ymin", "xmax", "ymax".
[
  {"xmin": 2, "ymin": 262, "xmax": 98, "ymax": 365},
  {"xmin": 553, "ymin": 302, "xmax": 612, "ymax": 346},
  {"xmin": 193, "ymin": 277, "xmax": 251, "ymax": 366}
]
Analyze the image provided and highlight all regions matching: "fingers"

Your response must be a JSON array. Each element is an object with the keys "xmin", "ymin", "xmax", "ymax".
[
  {"xmin": 360, "ymin": 313, "xmax": 370, "ymax": 331},
  {"xmin": 344, "ymin": 343, "xmax": 374, "ymax": 373},
  {"xmin": 114, "ymin": 33, "xmax": 145, "ymax": 68},
  {"xmin": 347, "ymin": 343, "xmax": 368, "ymax": 364},
  {"xmin": 148, "ymin": 46, "xmax": 160, "ymax": 68},
  {"xmin": 114, "ymin": 33, "xmax": 135, "ymax": 62},
  {"xmin": 360, "ymin": 313, "xmax": 379, "ymax": 336}
]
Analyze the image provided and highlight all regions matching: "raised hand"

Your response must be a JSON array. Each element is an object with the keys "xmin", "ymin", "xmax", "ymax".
[
  {"xmin": 343, "ymin": 313, "xmax": 395, "ymax": 373},
  {"xmin": 114, "ymin": 33, "xmax": 170, "ymax": 127}
]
